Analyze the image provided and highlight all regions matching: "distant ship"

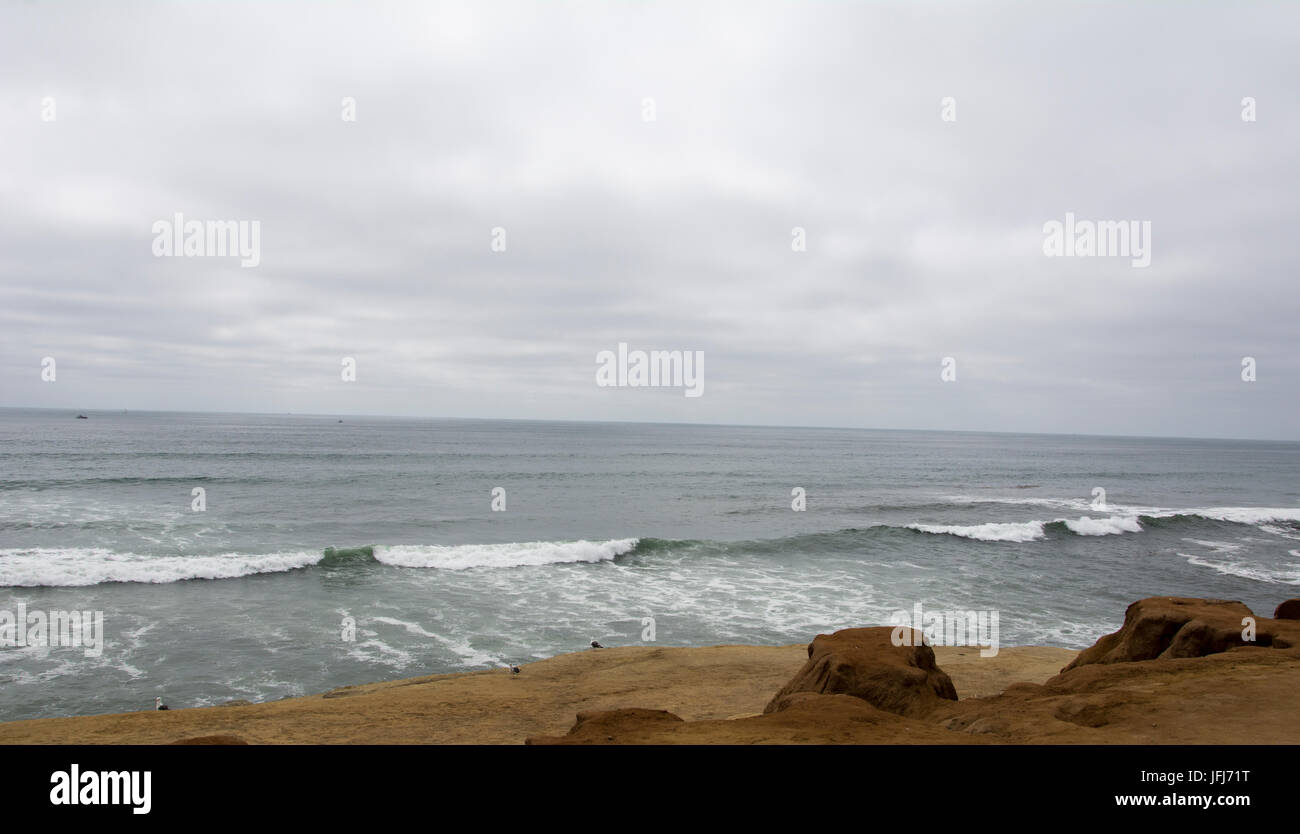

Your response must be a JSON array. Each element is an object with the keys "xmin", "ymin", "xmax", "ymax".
[{"xmin": 76, "ymin": 414, "xmax": 88, "ymax": 419}]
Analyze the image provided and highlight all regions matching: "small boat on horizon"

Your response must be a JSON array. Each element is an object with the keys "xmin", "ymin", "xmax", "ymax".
[{"xmin": 76, "ymin": 414, "xmax": 88, "ymax": 419}]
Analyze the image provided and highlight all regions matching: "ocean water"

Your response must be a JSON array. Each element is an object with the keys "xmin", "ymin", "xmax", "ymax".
[{"xmin": 1, "ymin": 408, "xmax": 1298, "ymax": 722}]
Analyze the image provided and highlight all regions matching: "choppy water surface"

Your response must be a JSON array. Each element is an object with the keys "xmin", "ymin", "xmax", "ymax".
[{"xmin": 1, "ymin": 409, "xmax": 1297, "ymax": 721}]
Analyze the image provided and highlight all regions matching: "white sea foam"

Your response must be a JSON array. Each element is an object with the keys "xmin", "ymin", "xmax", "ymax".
[
  {"xmin": 1179, "ymin": 553, "xmax": 1300, "ymax": 585},
  {"xmin": 911, "ymin": 508, "xmax": 1291, "ymax": 542},
  {"xmin": 1061, "ymin": 515, "xmax": 1143, "ymax": 536},
  {"xmin": 1182, "ymin": 538, "xmax": 1244, "ymax": 553},
  {"xmin": 370, "ymin": 615, "xmax": 443, "ymax": 639},
  {"xmin": 936, "ymin": 497, "xmax": 1300, "ymax": 539},
  {"xmin": 945, "ymin": 495, "xmax": 1300, "ymax": 523},
  {"xmin": 372, "ymin": 538, "xmax": 638, "ymax": 570},
  {"xmin": 0, "ymin": 547, "xmax": 323, "ymax": 587},
  {"xmin": 364, "ymin": 613, "xmax": 504, "ymax": 665},
  {"xmin": 0, "ymin": 538, "xmax": 643, "ymax": 586},
  {"xmin": 430, "ymin": 635, "xmax": 502, "ymax": 667},
  {"xmin": 911, "ymin": 514, "xmax": 1140, "ymax": 540},
  {"xmin": 1150, "ymin": 507, "xmax": 1300, "ymax": 540},
  {"xmin": 345, "ymin": 638, "xmax": 416, "ymax": 670},
  {"xmin": 907, "ymin": 521, "xmax": 1046, "ymax": 542},
  {"xmin": 943, "ymin": 494, "xmax": 1095, "ymax": 511},
  {"xmin": 1174, "ymin": 507, "xmax": 1300, "ymax": 525},
  {"xmin": 1259, "ymin": 524, "xmax": 1300, "ymax": 541}
]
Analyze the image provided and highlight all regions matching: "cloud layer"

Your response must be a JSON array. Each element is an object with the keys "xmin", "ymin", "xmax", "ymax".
[{"xmin": 2, "ymin": 1, "xmax": 1297, "ymax": 439}]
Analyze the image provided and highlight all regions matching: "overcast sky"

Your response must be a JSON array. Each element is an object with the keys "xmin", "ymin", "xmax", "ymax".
[{"xmin": 2, "ymin": 1, "xmax": 1297, "ymax": 439}]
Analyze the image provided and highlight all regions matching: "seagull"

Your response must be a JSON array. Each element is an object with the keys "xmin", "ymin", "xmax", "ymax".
[
  {"xmin": 509, "ymin": 665, "xmax": 520, "ymax": 676},
  {"xmin": 590, "ymin": 640, "xmax": 604, "ymax": 649},
  {"xmin": 154, "ymin": 697, "xmax": 170, "ymax": 711}
]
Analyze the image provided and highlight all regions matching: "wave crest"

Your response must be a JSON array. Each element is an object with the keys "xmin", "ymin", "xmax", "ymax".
[
  {"xmin": 372, "ymin": 538, "xmax": 639, "ymax": 570},
  {"xmin": 1060, "ymin": 515, "xmax": 1144, "ymax": 536},
  {"xmin": 906, "ymin": 521, "xmax": 1046, "ymax": 542},
  {"xmin": 0, "ymin": 548, "xmax": 323, "ymax": 587}
]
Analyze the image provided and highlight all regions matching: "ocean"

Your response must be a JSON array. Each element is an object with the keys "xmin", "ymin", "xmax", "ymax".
[{"xmin": 1, "ymin": 408, "xmax": 1298, "ymax": 722}]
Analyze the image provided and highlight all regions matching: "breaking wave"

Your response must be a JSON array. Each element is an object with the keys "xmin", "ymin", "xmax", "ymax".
[
  {"xmin": 906, "ymin": 521, "xmax": 1047, "ymax": 542},
  {"xmin": 0, "ymin": 547, "xmax": 323, "ymax": 587},
  {"xmin": 0, "ymin": 538, "xmax": 642, "ymax": 586},
  {"xmin": 371, "ymin": 538, "xmax": 639, "ymax": 570},
  {"xmin": 3, "ymin": 503, "xmax": 1297, "ymax": 585}
]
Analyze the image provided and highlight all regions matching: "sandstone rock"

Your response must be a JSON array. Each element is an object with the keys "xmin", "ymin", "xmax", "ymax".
[
  {"xmin": 1275, "ymin": 599, "xmax": 1300, "ymax": 620},
  {"xmin": 529, "ymin": 695, "xmax": 942, "ymax": 745},
  {"xmin": 321, "ymin": 686, "xmax": 364, "ymax": 699},
  {"xmin": 525, "ymin": 708, "xmax": 683, "ymax": 745},
  {"xmin": 169, "ymin": 734, "xmax": 249, "ymax": 745},
  {"xmin": 763, "ymin": 626, "xmax": 957, "ymax": 717},
  {"xmin": 765, "ymin": 691, "xmax": 833, "ymax": 714},
  {"xmin": 1063, "ymin": 597, "xmax": 1300, "ymax": 671},
  {"xmin": 964, "ymin": 716, "xmax": 1011, "ymax": 735}
]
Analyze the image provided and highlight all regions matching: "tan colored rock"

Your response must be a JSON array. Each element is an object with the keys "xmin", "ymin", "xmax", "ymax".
[
  {"xmin": 526, "ymin": 708, "xmax": 683, "ymax": 745},
  {"xmin": 1063, "ymin": 596, "xmax": 1300, "ymax": 671},
  {"xmin": 763, "ymin": 626, "xmax": 957, "ymax": 717},
  {"xmin": 169, "ymin": 734, "xmax": 249, "ymax": 745}
]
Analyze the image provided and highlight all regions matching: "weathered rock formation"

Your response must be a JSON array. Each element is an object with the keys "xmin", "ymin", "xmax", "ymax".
[
  {"xmin": 1275, "ymin": 598, "xmax": 1300, "ymax": 620},
  {"xmin": 169, "ymin": 734, "xmax": 250, "ymax": 745},
  {"xmin": 529, "ymin": 597, "xmax": 1300, "ymax": 745},
  {"xmin": 1062, "ymin": 596, "xmax": 1299, "ymax": 671},
  {"xmin": 763, "ymin": 626, "xmax": 958, "ymax": 717}
]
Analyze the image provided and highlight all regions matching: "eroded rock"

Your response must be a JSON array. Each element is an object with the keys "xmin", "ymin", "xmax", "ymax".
[
  {"xmin": 1063, "ymin": 597, "xmax": 1300, "ymax": 671},
  {"xmin": 763, "ymin": 626, "xmax": 957, "ymax": 717}
]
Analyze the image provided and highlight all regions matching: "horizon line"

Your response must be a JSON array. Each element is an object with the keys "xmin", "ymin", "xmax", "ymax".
[{"xmin": 2, "ymin": 404, "xmax": 1295, "ymax": 445}]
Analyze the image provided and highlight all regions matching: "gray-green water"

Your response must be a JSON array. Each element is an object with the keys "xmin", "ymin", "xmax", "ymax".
[{"xmin": 2, "ymin": 408, "xmax": 1298, "ymax": 721}]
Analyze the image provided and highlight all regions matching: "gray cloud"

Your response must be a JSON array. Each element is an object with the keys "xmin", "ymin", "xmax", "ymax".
[{"xmin": 2, "ymin": 1, "xmax": 1297, "ymax": 439}]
